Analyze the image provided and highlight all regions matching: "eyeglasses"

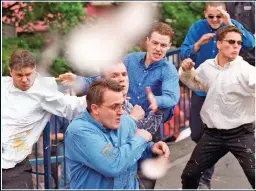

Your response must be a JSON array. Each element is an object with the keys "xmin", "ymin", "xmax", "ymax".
[
  {"xmin": 223, "ymin": 39, "xmax": 243, "ymax": 46},
  {"xmin": 208, "ymin": 15, "xmax": 222, "ymax": 19},
  {"xmin": 100, "ymin": 103, "xmax": 126, "ymax": 112}
]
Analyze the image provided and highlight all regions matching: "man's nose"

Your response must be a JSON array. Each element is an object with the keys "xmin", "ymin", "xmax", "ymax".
[
  {"xmin": 21, "ymin": 76, "xmax": 28, "ymax": 83},
  {"xmin": 117, "ymin": 109, "xmax": 124, "ymax": 115},
  {"xmin": 212, "ymin": 17, "xmax": 218, "ymax": 22},
  {"xmin": 156, "ymin": 44, "xmax": 161, "ymax": 51}
]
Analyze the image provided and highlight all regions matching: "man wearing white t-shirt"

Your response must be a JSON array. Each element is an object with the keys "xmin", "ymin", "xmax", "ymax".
[
  {"xmin": 2, "ymin": 50, "xmax": 86, "ymax": 189},
  {"xmin": 179, "ymin": 25, "xmax": 255, "ymax": 189}
]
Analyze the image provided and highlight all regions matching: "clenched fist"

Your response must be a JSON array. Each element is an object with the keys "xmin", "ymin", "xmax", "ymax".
[
  {"xmin": 181, "ymin": 58, "xmax": 195, "ymax": 72},
  {"xmin": 135, "ymin": 129, "xmax": 152, "ymax": 142},
  {"xmin": 130, "ymin": 105, "xmax": 145, "ymax": 121}
]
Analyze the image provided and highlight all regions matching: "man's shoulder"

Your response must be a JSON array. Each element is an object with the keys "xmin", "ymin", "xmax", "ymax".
[
  {"xmin": 2, "ymin": 76, "xmax": 12, "ymax": 85},
  {"xmin": 190, "ymin": 19, "xmax": 207, "ymax": 28},
  {"xmin": 162, "ymin": 60, "xmax": 178, "ymax": 73},
  {"xmin": 67, "ymin": 113, "xmax": 96, "ymax": 133},
  {"xmin": 120, "ymin": 114, "xmax": 137, "ymax": 132},
  {"xmin": 124, "ymin": 52, "xmax": 146, "ymax": 62}
]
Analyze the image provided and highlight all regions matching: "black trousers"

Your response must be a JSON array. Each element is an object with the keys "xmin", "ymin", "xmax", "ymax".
[
  {"xmin": 181, "ymin": 123, "xmax": 255, "ymax": 189},
  {"xmin": 2, "ymin": 157, "xmax": 33, "ymax": 189},
  {"xmin": 190, "ymin": 92, "xmax": 214, "ymax": 185}
]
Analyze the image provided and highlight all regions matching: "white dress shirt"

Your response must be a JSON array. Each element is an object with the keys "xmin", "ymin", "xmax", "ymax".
[
  {"xmin": 179, "ymin": 55, "xmax": 255, "ymax": 130},
  {"xmin": 2, "ymin": 74, "xmax": 86, "ymax": 169}
]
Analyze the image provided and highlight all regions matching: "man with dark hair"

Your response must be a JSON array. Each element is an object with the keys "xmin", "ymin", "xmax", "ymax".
[
  {"xmin": 2, "ymin": 50, "xmax": 87, "ymax": 189},
  {"xmin": 180, "ymin": 2, "xmax": 255, "ymax": 188},
  {"xmin": 58, "ymin": 22, "xmax": 180, "ymax": 189},
  {"xmin": 65, "ymin": 78, "xmax": 170, "ymax": 189},
  {"xmin": 179, "ymin": 25, "xmax": 255, "ymax": 189}
]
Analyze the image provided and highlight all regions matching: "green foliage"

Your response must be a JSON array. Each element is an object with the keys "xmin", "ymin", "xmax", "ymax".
[
  {"xmin": 161, "ymin": 2, "xmax": 205, "ymax": 47},
  {"xmin": 2, "ymin": 34, "xmax": 45, "ymax": 76},
  {"xmin": 2, "ymin": 2, "xmax": 87, "ymax": 76},
  {"xmin": 51, "ymin": 57, "xmax": 73, "ymax": 77},
  {"xmin": 23, "ymin": 2, "xmax": 86, "ymax": 35}
]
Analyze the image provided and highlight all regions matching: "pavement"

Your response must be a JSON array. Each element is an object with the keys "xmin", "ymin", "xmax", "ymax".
[{"xmin": 155, "ymin": 137, "xmax": 253, "ymax": 189}]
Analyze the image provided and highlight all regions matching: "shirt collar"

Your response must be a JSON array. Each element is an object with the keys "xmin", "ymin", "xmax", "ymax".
[
  {"xmin": 82, "ymin": 109, "xmax": 110, "ymax": 133},
  {"xmin": 214, "ymin": 55, "xmax": 241, "ymax": 69},
  {"xmin": 139, "ymin": 52, "xmax": 167, "ymax": 69}
]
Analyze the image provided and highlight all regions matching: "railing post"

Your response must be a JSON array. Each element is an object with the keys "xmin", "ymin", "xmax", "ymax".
[{"xmin": 43, "ymin": 122, "xmax": 52, "ymax": 189}]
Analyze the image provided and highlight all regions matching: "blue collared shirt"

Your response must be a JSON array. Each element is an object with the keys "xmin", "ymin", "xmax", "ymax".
[
  {"xmin": 180, "ymin": 19, "xmax": 255, "ymax": 96},
  {"xmin": 122, "ymin": 52, "xmax": 180, "ymax": 117},
  {"xmin": 65, "ymin": 110, "xmax": 154, "ymax": 189}
]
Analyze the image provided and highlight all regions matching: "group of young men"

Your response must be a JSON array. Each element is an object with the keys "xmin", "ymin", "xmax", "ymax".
[{"xmin": 2, "ymin": 2, "xmax": 255, "ymax": 189}]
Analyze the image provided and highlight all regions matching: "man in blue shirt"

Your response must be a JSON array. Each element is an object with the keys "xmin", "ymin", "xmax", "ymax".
[
  {"xmin": 122, "ymin": 22, "xmax": 180, "ymax": 141},
  {"xmin": 65, "ymin": 78, "xmax": 170, "ymax": 189},
  {"xmin": 180, "ymin": 2, "xmax": 255, "ymax": 189}
]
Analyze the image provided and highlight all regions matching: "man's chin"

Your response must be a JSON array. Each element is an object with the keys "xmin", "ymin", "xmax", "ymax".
[{"xmin": 210, "ymin": 24, "xmax": 221, "ymax": 29}]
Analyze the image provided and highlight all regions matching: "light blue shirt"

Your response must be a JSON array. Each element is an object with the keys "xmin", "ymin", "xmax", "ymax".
[
  {"xmin": 123, "ymin": 52, "xmax": 180, "ymax": 119},
  {"xmin": 65, "ymin": 110, "xmax": 154, "ymax": 189},
  {"xmin": 180, "ymin": 19, "xmax": 255, "ymax": 96}
]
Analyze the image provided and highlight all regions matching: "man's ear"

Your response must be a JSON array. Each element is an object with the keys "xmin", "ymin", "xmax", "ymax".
[
  {"xmin": 146, "ymin": 37, "xmax": 150, "ymax": 45},
  {"xmin": 91, "ymin": 104, "xmax": 99, "ymax": 115},
  {"xmin": 9, "ymin": 67, "xmax": 13, "ymax": 77},
  {"xmin": 204, "ymin": 10, "xmax": 207, "ymax": 19},
  {"xmin": 217, "ymin": 41, "xmax": 221, "ymax": 50}
]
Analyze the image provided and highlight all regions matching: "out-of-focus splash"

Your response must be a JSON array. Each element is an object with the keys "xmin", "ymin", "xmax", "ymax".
[{"xmin": 65, "ymin": 2, "xmax": 158, "ymax": 75}]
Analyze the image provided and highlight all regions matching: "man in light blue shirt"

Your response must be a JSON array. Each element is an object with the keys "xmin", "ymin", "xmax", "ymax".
[
  {"xmin": 180, "ymin": 2, "xmax": 255, "ymax": 189},
  {"xmin": 65, "ymin": 79, "xmax": 170, "ymax": 189}
]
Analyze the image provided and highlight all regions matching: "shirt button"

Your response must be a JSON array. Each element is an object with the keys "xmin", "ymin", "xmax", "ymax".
[
  {"xmin": 213, "ymin": 50, "xmax": 215, "ymax": 52},
  {"xmin": 139, "ymin": 83, "xmax": 141, "ymax": 86},
  {"xmin": 214, "ymin": 41, "xmax": 216, "ymax": 43},
  {"xmin": 137, "ymin": 96, "xmax": 140, "ymax": 99},
  {"xmin": 144, "ymin": 70, "xmax": 146, "ymax": 73},
  {"xmin": 133, "ymin": 159, "xmax": 136, "ymax": 162}
]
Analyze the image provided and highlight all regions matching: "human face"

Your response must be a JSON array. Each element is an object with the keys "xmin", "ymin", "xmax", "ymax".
[
  {"xmin": 204, "ymin": 6, "xmax": 224, "ymax": 29},
  {"xmin": 146, "ymin": 32, "xmax": 171, "ymax": 64},
  {"xmin": 10, "ymin": 66, "xmax": 36, "ymax": 91},
  {"xmin": 217, "ymin": 32, "xmax": 242, "ymax": 61},
  {"xmin": 94, "ymin": 90, "xmax": 125, "ymax": 130},
  {"xmin": 103, "ymin": 62, "xmax": 129, "ymax": 95}
]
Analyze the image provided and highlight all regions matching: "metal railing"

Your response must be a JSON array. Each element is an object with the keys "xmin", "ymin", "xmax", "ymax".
[{"xmin": 29, "ymin": 47, "xmax": 191, "ymax": 189}]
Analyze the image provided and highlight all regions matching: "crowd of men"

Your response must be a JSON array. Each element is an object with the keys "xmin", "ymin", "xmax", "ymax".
[{"xmin": 2, "ymin": 2, "xmax": 255, "ymax": 189}]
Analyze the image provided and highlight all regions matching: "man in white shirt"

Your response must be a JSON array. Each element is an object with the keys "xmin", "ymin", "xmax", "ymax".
[
  {"xmin": 179, "ymin": 25, "xmax": 255, "ymax": 189},
  {"xmin": 2, "ymin": 50, "xmax": 86, "ymax": 189}
]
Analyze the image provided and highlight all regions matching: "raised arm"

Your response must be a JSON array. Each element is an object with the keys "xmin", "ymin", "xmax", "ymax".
[{"xmin": 179, "ymin": 58, "xmax": 208, "ymax": 92}]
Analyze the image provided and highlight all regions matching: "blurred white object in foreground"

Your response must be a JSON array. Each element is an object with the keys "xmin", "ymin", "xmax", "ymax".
[
  {"xmin": 175, "ymin": 128, "xmax": 191, "ymax": 143},
  {"xmin": 141, "ymin": 156, "xmax": 171, "ymax": 180},
  {"xmin": 66, "ymin": 2, "xmax": 158, "ymax": 74}
]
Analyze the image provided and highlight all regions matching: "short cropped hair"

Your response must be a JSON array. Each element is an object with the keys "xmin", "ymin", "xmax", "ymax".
[
  {"xmin": 205, "ymin": 2, "xmax": 226, "ymax": 10},
  {"xmin": 9, "ymin": 50, "xmax": 36, "ymax": 70},
  {"xmin": 86, "ymin": 78, "xmax": 122, "ymax": 112},
  {"xmin": 149, "ymin": 22, "xmax": 174, "ymax": 41},
  {"xmin": 216, "ymin": 25, "xmax": 242, "ymax": 41}
]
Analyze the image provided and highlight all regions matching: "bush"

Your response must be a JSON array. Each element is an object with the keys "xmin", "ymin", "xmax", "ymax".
[
  {"xmin": 161, "ymin": 2, "xmax": 205, "ymax": 47},
  {"xmin": 2, "ymin": 33, "xmax": 45, "ymax": 76}
]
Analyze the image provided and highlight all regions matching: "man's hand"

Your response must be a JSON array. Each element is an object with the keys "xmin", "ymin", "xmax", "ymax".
[
  {"xmin": 181, "ymin": 58, "xmax": 195, "ymax": 72},
  {"xmin": 146, "ymin": 87, "xmax": 158, "ymax": 112},
  {"xmin": 217, "ymin": 7, "xmax": 233, "ymax": 26},
  {"xmin": 197, "ymin": 33, "xmax": 216, "ymax": 46},
  {"xmin": 130, "ymin": 105, "xmax": 145, "ymax": 121},
  {"xmin": 56, "ymin": 72, "xmax": 77, "ymax": 85},
  {"xmin": 135, "ymin": 129, "xmax": 152, "ymax": 142},
  {"xmin": 151, "ymin": 141, "xmax": 170, "ymax": 158}
]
